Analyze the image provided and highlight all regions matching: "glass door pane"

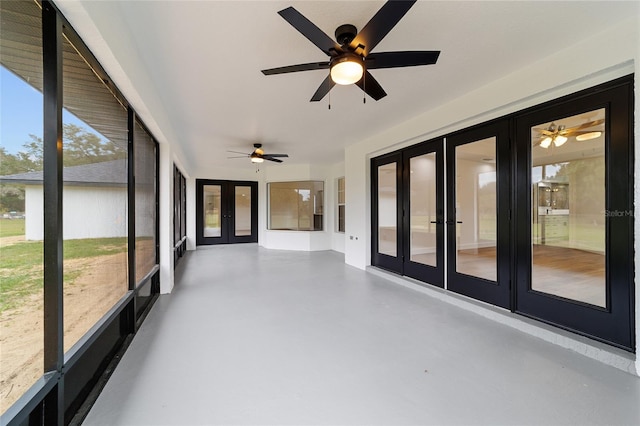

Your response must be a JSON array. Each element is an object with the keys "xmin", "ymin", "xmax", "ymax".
[
  {"xmin": 203, "ymin": 185, "xmax": 221, "ymax": 238},
  {"xmin": 234, "ymin": 186, "xmax": 251, "ymax": 237},
  {"xmin": 409, "ymin": 153, "xmax": 437, "ymax": 266},
  {"xmin": 530, "ymin": 108, "xmax": 606, "ymax": 307},
  {"xmin": 378, "ymin": 162, "xmax": 397, "ymax": 257},
  {"xmin": 455, "ymin": 137, "xmax": 497, "ymax": 281}
]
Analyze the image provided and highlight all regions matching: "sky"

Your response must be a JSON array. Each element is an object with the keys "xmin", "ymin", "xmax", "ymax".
[{"xmin": 0, "ymin": 66, "xmax": 103, "ymax": 154}]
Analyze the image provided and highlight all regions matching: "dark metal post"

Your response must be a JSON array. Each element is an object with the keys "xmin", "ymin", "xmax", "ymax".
[
  {"xmin": 42, "ymin": 1, "xmax": 64, "ymax": 423},
  {"xmin": 128, "ymin": 109, "xmax": 136, "ymax": 292},
  {"xmin": 127, "ymin": 108, "xmax": 137, "ymax": 332}
]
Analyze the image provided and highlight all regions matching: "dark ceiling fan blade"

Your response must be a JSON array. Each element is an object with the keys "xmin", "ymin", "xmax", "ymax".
[
  {"xmin": 227, "ymin": 156, "xmax": 249, "ymax": 159},
  {"xmin": 261, "ymin": 62, "xmax": 330, "ymax": 75},
  {"xmin": 278, "ymin": 7, "xmax": 343, "ymax": 56},
  {"xmin": 263, "ymin": 156, "xmax": 283, "ymax": 163},
  {"xmin": 227, "ymin": 150, "xmax": 250, "ymax": 155},
  {"xmin": 354, "ymin": 71, "xmax": 387, "ymax": 101},
  {"xmin": 365, "ymin": 51, "xmax": 440, "ymax": 69},
  {"xmin": 310, "ymin": 75, "xmax": 336, "ymax": 102},
  {"xmin": 349, "ymin": 0, "xmax": 416, "ymax": 56},
  {"xmin": 262, "ymin": 154, "xmax": 289, "ymax": 158}
]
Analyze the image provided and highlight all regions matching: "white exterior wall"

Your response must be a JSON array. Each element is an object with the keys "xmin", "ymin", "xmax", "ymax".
[
  {"xmin": 343, "ymin": 16, "xmax": 640, "ymax": 374},
  {"xmin": 24, "ymin": 185, "xmax": 127, "ymax": 240},
  {"xmin": 24, "ymin": 186, "xmax": 43, "ymax": 241}
]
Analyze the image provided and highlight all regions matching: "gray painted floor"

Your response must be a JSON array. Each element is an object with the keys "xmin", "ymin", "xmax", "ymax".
[{"xmin": 84, "ymin": 245, "xmax": 640, "ymax": 425}]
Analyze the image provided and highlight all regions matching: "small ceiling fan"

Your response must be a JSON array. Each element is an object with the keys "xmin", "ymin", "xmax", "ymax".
[
  {"xmin": 261, "ymin": 0, "xmax": 440, "ymax": 102},
  {"xmin": 533, "ymin": 119, "xmax": 604, "ymax": 148},
  {"xmin": 227, "ymin": 144, "xmax": 289, "ymax": 163}
]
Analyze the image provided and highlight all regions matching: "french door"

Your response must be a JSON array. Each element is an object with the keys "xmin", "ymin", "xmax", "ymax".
[
  {"xmin": 196, "ymin": 179, "xmax": 258, "ymax": 245},
  {"xmin": 446, "ymin": 121, "xmax": 511, "ymax": 308},
  {"xmin": 370, "ymin": 77, "xmax": 633, "ymax": 351},
  {"xmin": 371, "ymin": 139, "xmax": 444, "ymax": 286},
  {"xmin": 514, "ymin": 81, "xmax": 634, "ymax": 350}
]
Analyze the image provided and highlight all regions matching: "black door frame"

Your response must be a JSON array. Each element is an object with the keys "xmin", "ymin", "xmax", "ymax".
[
  {"xmin": 446, "ymin": 120, "xmax": 511, "ymax": 308},
  {"xmin": 402, "ymin": 139, "xmax": 445, "ymax": 286},
  {"xmin": 371, "ymin": 138, "xmax": 445, "ymax": 285},
  {"xmin": 513, "ymin": 80, "xmax": 634, "ymax": 350},
  {"xmin": 196, "ymin": 179, "xmax": 258, "ymax": 245},
  {"xmin": 371, "ymin": 152, "xmax": 403, "ymax": 273},
  {"xmin": 370, "ymin": 76, "xmax": 634, "ymax": 351}
]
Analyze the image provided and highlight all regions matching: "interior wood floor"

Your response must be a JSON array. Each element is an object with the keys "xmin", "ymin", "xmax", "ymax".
[
  {"xmin": 411, "ymin": 245, "xmax": 605, "ymax": 307},
  {"xmin": 531, "ymin": 244, "xmax": 605, "ymax": 307}
]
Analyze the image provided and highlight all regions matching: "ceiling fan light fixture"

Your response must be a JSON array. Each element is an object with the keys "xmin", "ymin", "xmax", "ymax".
[
  {"xmin": 540, "ymin": 137, "xmax": 552, "ymax": 148},
  {"xmin": 330, "ymin": 53, "xmax": 364, "ymax": 85},
  {"xmin": 554, "ymin": 135, "xmax": 568, "ymax": 147},
  {"xmin": 576, "ymin": 131, "xmax": 602, "ymax": 141},
  {"xmin": 250, "ymin": 154, "xmax": 264, "ymax": 163}
]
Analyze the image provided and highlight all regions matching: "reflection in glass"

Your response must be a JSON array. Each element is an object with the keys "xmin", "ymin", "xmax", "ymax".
[
  {"xmin": 235, "ymin": 186, "xmax": 251, "ymax": 236},
  {"xmin": 268, "ymin": 181, "xmax": 323, "ymax": 231},
  {"xmin": 203, "ymin": 185, "xmax": 222, "ymax": 237},
  {"xmin": 337, "ymin": 177, "xmax": 345, "ymax": 233},
  {"xmin": 409, "ymin": 153, "xmax": 437, "ymax": 266},
  {"xmin": 62, "ymin": 33, "xmax": 129, "ymax": 352},
  {"xmin": 455, "ymin": 138, "xmax": 497, "ymax": 281},
  {"xmin": 531, "ymin": 108, "xmax": 606, "ymax": 307},
  {"xmin": 378, "ymin": 163, "xmax": 397, "ymax": 257},
  {"xmin": 134, "ymin": 120, "xmax": 156, "ymax": 284},
  {"xmin": 0, "ymin": 0, "xmax": 44, "ymax": 413}
]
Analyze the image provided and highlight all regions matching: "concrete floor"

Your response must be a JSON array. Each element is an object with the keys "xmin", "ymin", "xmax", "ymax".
[{"xmin": 84, "ymin": 244, "xmax": 640, "ymax": 425}]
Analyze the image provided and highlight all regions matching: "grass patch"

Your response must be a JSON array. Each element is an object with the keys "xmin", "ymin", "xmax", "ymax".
[
  {"xmin": 0, "ymin": 218, "xmax": 25, "ymax": 238},
  {"xmin": 0, "ymin": 237, "xmax": 127, "ymax": 312}
]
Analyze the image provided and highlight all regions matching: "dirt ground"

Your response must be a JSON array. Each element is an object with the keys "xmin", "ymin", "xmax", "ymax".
[{"xmin": 0, "ymin": 242, "xmax": 129, "ymax": 413}]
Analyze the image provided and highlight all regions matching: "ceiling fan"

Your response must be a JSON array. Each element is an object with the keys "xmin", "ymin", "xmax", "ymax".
[
  {"xmin": 533, "ymin": 119, "xmax": 604, "ymax": 148},
  {"xmin": 261, "ymin": 0, "xmax": 440, "ymax": 102},
  {"xmin": 227, "ymin": 144, "xmax": 289, "ymax": 163}
]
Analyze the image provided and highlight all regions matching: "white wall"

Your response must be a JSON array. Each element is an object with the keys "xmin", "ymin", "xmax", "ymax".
[
  {"xmin": 159, "ymin": 142, "xmax": 174, "ymax": 293},
  {"xmin": 343, "ymin": 16, "xmax": 639, "ymax": 373},
  {"xmin": 25, "ymin": 185, "xmax": 127, "ymax": 240}
]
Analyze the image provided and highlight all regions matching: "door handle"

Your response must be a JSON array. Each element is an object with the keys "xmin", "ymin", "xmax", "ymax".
[
  {"xmin": 445, "ymin": 221, "xmax": 463, "ymax": 224},
  {"xmin": 430, "ymin": 220, "xmax": 443, "ymax": 224}
]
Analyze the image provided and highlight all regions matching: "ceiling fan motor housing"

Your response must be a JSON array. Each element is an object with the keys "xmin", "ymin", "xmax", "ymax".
[{"xmin": 335, "ymin": 24, "xmax": 357, "ymax": 46}]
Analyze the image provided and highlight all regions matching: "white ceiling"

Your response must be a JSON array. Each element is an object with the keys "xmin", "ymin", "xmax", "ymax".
[{"xmin": 55, "ymin": 1, "xmax": 635, "ymax": 175}]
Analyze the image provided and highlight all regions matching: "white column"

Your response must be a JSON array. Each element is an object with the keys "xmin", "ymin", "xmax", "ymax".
[{"xmin": 158, "ymin": 142, "xmax": 174, "ymax": 294}]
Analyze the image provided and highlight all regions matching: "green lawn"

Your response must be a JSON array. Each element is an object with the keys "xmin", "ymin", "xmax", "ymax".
[
  {"xmin": 0, "ymin": 218, "xmax": 25, "ymax": 238},
  {"xmin": 0, "ymin": 237, "xmax": 127, "ymax": 312}
]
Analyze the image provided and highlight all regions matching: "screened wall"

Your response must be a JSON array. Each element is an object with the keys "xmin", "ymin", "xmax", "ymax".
[
  {"xmin": 174, "ymin": 165, "xmax": 187, "ymax": 264},
  {"xmin": 0, "ymin": 1, "xmax": 160, "ymax": 424}
]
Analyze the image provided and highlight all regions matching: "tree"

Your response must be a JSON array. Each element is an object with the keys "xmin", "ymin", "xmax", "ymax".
[{"xmin": 0, "ymin": 124, "xmax": 126, "ymax": 212}]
